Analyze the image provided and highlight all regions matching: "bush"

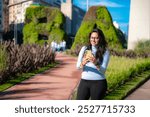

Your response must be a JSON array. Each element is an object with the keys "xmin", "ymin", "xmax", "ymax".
[
  {"xmin": 0, "ymin": 41, "xmax": 55, "ymax": 84},
  {"xmin": 106, "ymin": 56, "xmax": 150, "ymax": 92},
  {"xmin": 135, "ymin": 39, "xmax": 150, "ymax": 54},
  {"xmin": 23, "ymin": 6, "xmax": 66, "ymax": 45},
  {"xmin": 71, "ymin": 6, "xmax": 124, "ymax": 50},
  {"xmin": 71, "ymin": 55, "xmax": 150, "ymax": 99},
  {"xmin": 109, "ymin": 48, "xmax": 150, "ymax": 58}
]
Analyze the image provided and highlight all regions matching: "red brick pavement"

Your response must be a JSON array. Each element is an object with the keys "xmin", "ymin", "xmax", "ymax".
[{"xmin": 0, "ymin": 53, "xmax": 81, "ymax": 100}]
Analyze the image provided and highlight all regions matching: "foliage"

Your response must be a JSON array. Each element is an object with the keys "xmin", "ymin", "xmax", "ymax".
[
  {"xmin": 48, "ymin": 28, "xmax": 66, "ymax": 43},
  {"xmin": 0, "ymin": 45, "xmax": 8, "ymax": 73},
  {"xmin": 67, "ymin": 45, "xmax": 150, "ymax": 59},
  {"xmin": 0, "ymin": 42, "xmax": 55, "ymax": 84},
  {"xmin": 72, "ymin": 6, "xmax": 124, "ymax": 50},
  {"xmin": 71, "ymin": 55, "xmax": 150, "ymax": 99},
  {"xmin": 134, "ymin": 39, "xmax": 150, "ymax": 53},
  {"xmin": 106, "ymin": 56, "xmax": 150, "ymax": 92},
  {"xmin": 116, "ymin": 29, "xmax": 127, "ymax": 48},
  {"xmin": 104, "ymin": 70, "xmax": 150, "ymax": 100},
  {"xmin": 23, "ymin": 6, "xmax": 66, "ymax": 45},
  {"xmin": 109, "ymin": 48, "xmax": 150, "ymax": 58}
]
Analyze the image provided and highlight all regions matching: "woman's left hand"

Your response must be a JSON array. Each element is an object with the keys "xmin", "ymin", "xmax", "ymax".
[{"xmin": 89, "ymin": 56, "xmax": 96, "ymax": 64}]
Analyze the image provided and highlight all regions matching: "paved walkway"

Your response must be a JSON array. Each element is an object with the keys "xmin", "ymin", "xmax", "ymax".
[
  {"xmin": 0, "ymin": 53, "xmax": 81, "ymax": 100},
  {"xmin": 0, "ymin": 52, "xmax": 149, "ymax": 100},
  {"xmin": 125, "ymin": 79, "xmax": 150, "ymax": 100}
]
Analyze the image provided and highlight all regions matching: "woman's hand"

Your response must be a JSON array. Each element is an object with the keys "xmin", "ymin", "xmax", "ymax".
[
  {"xmin": 82, "ymin": 57, "xmax": 89, "ymax": 66},
  {"xmin": 79, "ymin": 57, "xmax": 89, "ymax": 68},
  {"xmin": 89, "ymin": 56, "xmax": 96, "ymax": 64}
]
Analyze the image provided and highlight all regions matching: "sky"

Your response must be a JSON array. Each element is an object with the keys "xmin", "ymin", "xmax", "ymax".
[{"xmin": 73, "ymin": 0, "xmax": 131, "ymax": 35}]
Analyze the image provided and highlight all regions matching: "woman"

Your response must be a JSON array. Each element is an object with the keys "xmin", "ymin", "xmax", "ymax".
[{"xmin": 76, "ymin": 28, "xmax": 110, "ymax": 100}]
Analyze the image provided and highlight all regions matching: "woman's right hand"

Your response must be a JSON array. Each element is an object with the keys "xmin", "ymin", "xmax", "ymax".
[{"xmin": 81, "ymin": 57, "xmax": 89, "ymax": 66}]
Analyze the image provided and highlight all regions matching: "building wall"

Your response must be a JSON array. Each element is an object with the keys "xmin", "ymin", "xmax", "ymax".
[
  {"xmin": 72, "ymin": 6, "xmax": 85, "ymax": 36},
  {"xmin": 0, "ymin": 0, "xmax": 3, "ymax": 41},
  {"xmin": 9, "ymin": 1, "xmax": 33, "ymax": 31},
  {"xmin": 61, "ymin": 0, "xmax": 72, "ymax": 34},
  {"xmin": 0, "ymin": 0, "xmax": 3, "ymax": 31},
  {"xmin": 61, "ymin": 0, "xmax": 85, "ymax": 36},
  {"xmin": 128, "ymin": 0, "xmax": 150, "ymax": 49},
  {"xmin": 8, "ymin": 0, "xmax": 52, "ymax": 31}
]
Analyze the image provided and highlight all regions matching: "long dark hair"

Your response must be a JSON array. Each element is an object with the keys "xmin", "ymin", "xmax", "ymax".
[{"xmin": 87, "ymin": 28, "xmax": 108, "ymax": 63}]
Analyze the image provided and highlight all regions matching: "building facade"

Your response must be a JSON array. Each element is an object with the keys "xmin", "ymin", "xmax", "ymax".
[
  {"xmin": 8, "ymin": 0, "xmax": 53, "ymax": 31},
  {"xmin": 0, "ymin": 0, "xmax": 4, "ymax": 41},
  {"xmin": 128, "ymin": 0, "xmax": 150, "ymax": 49},
  {"xmin": 61, "ymin": 0, "xmax": 85, "ymax": 36}
]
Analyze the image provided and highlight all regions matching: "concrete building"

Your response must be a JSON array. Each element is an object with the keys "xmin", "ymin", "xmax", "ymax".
[
  {"xmin": 8, "ymin": 0, "xmax": 53, "ymax": 31},
  {"xmin": 128, "ymin": 0, "xmax": 150, "ymax": 49},
  {"xmin": 3, "ymin": 0, "xmax": 9, "ymax": 33},
  {"xmin": 48, "ymin": 0, "xmax": 61, "ymax": 7},
  {"xmin": 61, "ymin": 0, "xmax": 85, "ymax": 35},
  {"xmin": 0, "ymin": 0, "xmax": 4, "ymax": 42},
  {"xmin": 61, "ymin": 0, "xmax": 72, "ymax": 34}
]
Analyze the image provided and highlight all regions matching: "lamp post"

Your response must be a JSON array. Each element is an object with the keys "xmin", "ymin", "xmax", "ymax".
[{"xmin": 13, "ymin": 16, "xmax": 17, "ymax": 45}]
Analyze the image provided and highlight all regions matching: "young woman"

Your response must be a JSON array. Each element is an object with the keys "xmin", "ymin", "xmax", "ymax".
[{"xmin": 76, "ymin": 28, "xmax": 110, "ymax": 100}]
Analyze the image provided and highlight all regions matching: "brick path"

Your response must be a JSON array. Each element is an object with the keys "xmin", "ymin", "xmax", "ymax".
[{"xmin": 0, "ymin": 53, "xmax": 81, "ymax": 100}]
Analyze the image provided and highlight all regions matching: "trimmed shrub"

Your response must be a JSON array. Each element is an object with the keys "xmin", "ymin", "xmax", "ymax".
[
  {"xmin": 23, "ymin": 6, "xmax": 66, "ymax": 45},
  {"xmin": 71, "ymin": 6, "xmax": 124, "ymax": 50}
]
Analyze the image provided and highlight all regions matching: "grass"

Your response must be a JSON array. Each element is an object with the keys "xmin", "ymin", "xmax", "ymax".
[
  {"xmin": 71, "ymin": 56, "xmax": 150, "ymax": 100},
  {"xmin": 104, "ymin": 70, "xmax": 150, "ymax": 100},
  {"xmin": 106, "ymin": 56, "xmax": 150, "ymax": 92},
  {"xmin": 0, "ymin": 62, "xmax": 58, "ymax": 92}
]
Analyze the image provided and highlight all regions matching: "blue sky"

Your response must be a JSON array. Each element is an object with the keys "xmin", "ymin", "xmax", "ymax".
[{"xmin": 73, "ymin": 0, "xmax": 131, "ymax": 35}]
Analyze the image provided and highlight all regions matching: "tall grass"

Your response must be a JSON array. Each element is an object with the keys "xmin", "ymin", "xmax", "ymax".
[
  {"xmin": 106, "ymin": 56, "xmax": 150, "ymax": 92},
  {"xmin": 0, "ymin": 45, "xmax": 8, "ymax": 72},
  {"xmin": 0, "ymin": 41, "xmax": 55, "ymax": 84}
]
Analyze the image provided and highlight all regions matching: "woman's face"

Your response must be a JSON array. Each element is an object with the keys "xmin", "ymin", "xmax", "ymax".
[{"xmin": 90, "ymin": 32, "xmax": 100, "ymax": 46}]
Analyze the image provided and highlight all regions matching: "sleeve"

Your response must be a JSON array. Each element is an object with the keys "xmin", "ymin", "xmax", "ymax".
[
  {"xmin": 76, "ymin": 46, "xmax": 87, "ymax": 69},
  {"xmin": 99, "ymin": 50, "xmax": 110, "ymax": 73}
]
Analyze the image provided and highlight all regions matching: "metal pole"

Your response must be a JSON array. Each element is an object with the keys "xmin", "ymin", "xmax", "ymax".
[
  {"xmin": 14, "ymin": 18, "xmax": 17, "ymax": 45},
  {"xmin": 16, "ymin": 21, "xmax": 17, "ymax": 44},
  {"xmin": 13, "ymin": 21, "xmax": 15, "ymax": 44}
]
